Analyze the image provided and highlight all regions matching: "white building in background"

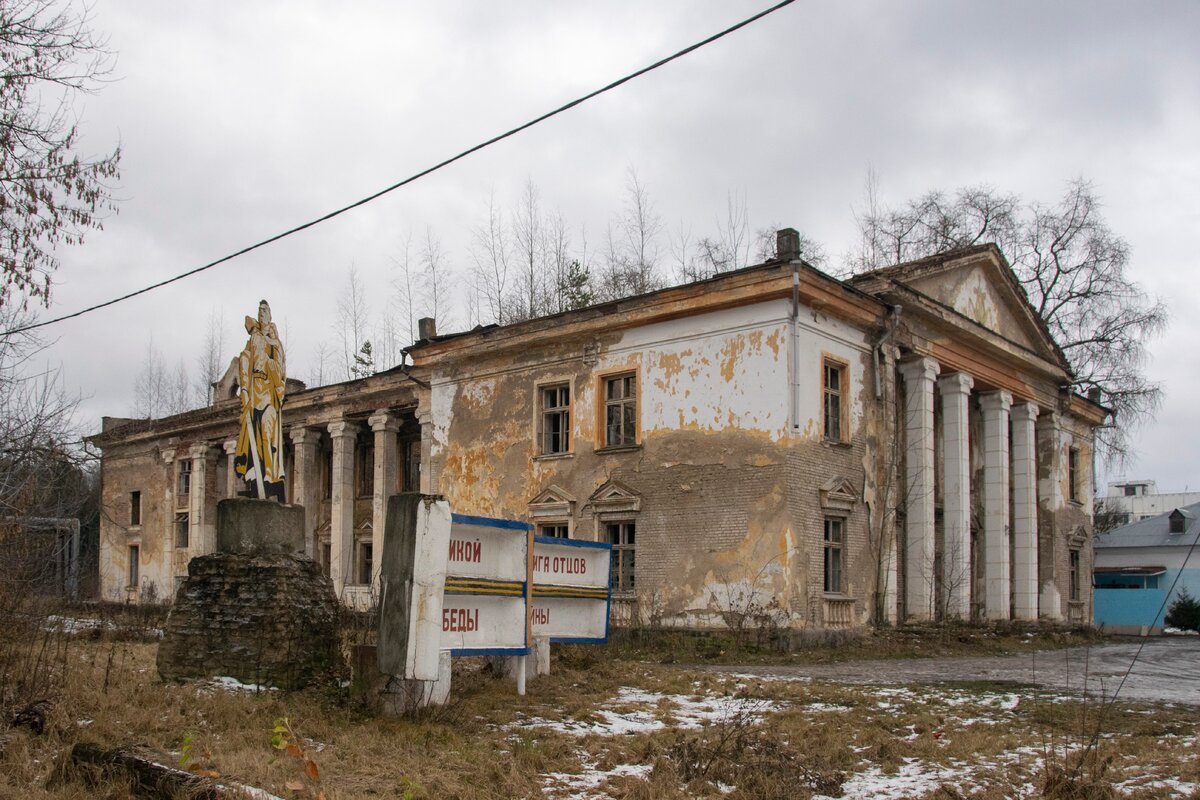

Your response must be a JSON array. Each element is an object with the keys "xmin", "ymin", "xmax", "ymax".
[{"xmin": 1103, "ymin": 480, "xmax": 1200, "ymax": 525}]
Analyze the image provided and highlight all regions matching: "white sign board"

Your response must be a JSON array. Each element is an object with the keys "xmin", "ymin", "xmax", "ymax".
[
  {"xmin": 441, "ymin": 514, "xmax": 531, "ymax": 656},
  {"xmin": 531, "ymin": 536, "xmax": 612, "ymax": 643}
]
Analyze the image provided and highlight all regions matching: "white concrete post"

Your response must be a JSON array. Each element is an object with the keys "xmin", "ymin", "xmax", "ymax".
[
  {"xmin": 188, "ymin": 443, "xmax": 213, "ymax": 554},
  {"xmin": 1011, "ymin": 402, "xmax": 1040, "ymax": 620},
  {"xmin": 980, "ymin": 390, "xmax": 1013, "ymax": 620},
  {"xmin": 289, "ymin": 427, "xmax": 320, "ymax": 558},
  {"xmin": 222, "ymin": 439, "xmax": 238, "ymax": 498},
  {"xmin": 368, "ymin": 410, "xmax": 400, "ymax": 592},
  {"xmin": 327, "ymin": 420, "xmax": 357, "ymax": 596},
  {"xmin": 938, "ymin": 372, "xmax": 974, "ymax": 619},
  {"xmin": 898, "ymin": 357, "xmax": 940, "ymax": 621},
  {"xmin": 416, "ymin": 394, "xmax": 433, "ymax": 494}
]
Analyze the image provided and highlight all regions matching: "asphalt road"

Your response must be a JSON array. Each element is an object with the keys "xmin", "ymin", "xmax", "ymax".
[{"xmin": 715, "ymin": 637, "xmax": 1200, "ymax": 706}]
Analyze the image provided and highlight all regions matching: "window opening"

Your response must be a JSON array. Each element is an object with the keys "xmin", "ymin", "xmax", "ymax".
[
  {"xmin": 175, "ymin": 512, "xmax": 189, "ymax": 549},
  {"xmin": 540, "ymin": 384, "xmax": 571, "ymax": 454},
  {"xmin": 824, "ymin": 517, "xmax": 844, "ymax": 593},
  {"xmin": 130, "ymin": 491, "xmax": 141, "ymax": 526},
  {"xmin": 606, "ymin": 521, "xmax": 636, "ymax": 592},
  {"xmin": 604, "ymin": 374, "xmax": 637, "ymax": 447}
]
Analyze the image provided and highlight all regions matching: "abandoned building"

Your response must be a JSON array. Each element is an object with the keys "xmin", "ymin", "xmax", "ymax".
[{"xmin": 90, "ymin": 232, "xmax": 1106, "ymax": 629}]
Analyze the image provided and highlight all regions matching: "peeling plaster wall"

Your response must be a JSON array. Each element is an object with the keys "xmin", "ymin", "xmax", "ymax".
[
  {"xmin": 99, "ymin": 443, "xmax": 175, "ymax": 603},
  {"xmin": 428, "ymin": 299, "xmax": 878, "ymax": 629}
]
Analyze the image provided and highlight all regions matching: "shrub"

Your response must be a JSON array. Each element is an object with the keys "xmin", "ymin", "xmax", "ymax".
[{"xmin": 1164, "ymin": 587, "xmax": 1200, "ymax": 632}]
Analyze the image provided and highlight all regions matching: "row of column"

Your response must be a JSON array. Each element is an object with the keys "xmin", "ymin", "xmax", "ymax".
[
  {"xmin": 170, "ymin": 407, "xmax": 428, "ymax": 598},
  {"xmin": 899, "ymin": 356, "xmax": 1041, "ymax": 622}
]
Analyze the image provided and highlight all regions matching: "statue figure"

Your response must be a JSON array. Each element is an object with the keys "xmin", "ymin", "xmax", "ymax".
[{"xmin": 234, "ymin": 300, "xmax": 286, "ymax": 501}]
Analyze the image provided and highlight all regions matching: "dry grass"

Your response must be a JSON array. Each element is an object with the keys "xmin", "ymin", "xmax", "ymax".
[{"xmin": 0, "ymin": 614, "xmax": 1195, "ymax": 800}]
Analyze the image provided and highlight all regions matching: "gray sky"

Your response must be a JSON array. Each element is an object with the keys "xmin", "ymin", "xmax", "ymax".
[{"xmin": 31, "ymin": 0, "xmax": 1200, "ymax": 491}]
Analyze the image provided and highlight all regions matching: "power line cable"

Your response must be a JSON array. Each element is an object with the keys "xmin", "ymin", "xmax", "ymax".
[{"xmin": 2, "ymin": 0, "xmax": 796, "ymax": 338}]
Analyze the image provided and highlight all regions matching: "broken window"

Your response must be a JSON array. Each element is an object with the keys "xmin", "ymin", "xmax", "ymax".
[
  {"xmin": 1068, "ymin": 548, "xmax": 1081, "ymax": 602},
  {"xmin": 824, "ymin": 517, "xmax": 844, "ymax": 593},
  {"xmin": 604, "ymin": 374, "xmax": 637, "ymax": 448},
  {"xmin": 538, "ymin": 523, "xmax": 569, "ymax": 539},
  {"xmin": 539, "ymin": 384, "xmax": 571, "ymax": 455},
  {"xmin": 607, "ymin": 521, "xmax": 635, "ymax": 592},
  {"xmin": 823, "ymin": 359, "xmax": 847, "ymax": 442},
  {"xmin": 1068, "ymin": 446, "xmax": 1081, "ymax": 503},
  {"xmin": 1170, "ymin": 511, "xmax": 1185, "ymax": 534},
  {"xmin": 174, "ymin": 512, "xmax": 189, "ymax": 549},
  {"xmin": 130, "ymin": 491, "xmax": 141, "ymax": 527},
  {"xmin": 318, "ymin": 538, "xmax": 332, "ymax": 579},
  {"xmin": 355, "ymin": 539, "xmax": 373, "ymax": 585},
  {"xmin": 128, "ymin": 544, "xmax": 139, "ymax": 588},
  {"xmin": 355, "ymin": 438, "xmax": 375, "ymax": 498},
  {"xmin": 401, "ymin": 439, "xmax": 420, "ymax": 492},
  {"xmin": 177, "ymin": 459, "xmax": 192, "ymax": 498}
]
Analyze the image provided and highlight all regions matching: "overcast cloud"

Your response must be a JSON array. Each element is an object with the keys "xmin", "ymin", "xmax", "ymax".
[{"xmin": 27, "ymin": 0, "xmax": 1200, "ymax": 492}]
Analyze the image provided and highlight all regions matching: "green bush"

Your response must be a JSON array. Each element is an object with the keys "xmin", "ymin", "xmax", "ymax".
[{"xmin": 1164, "ymin": 587, "xmax": 1200, "ymax": 632}]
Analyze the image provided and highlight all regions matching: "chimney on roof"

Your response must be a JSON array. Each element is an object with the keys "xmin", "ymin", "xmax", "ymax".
[
  {"xmin": 776, "ymin": 228, "xmax": 801, "ymax": 261},
  {"xmin": 1087, "ymin": 387, "xmax": 1102, "ymax": 404},
  {"xmin": 418, "ymin": 317, "xmax": 437, "ymax": 340}
]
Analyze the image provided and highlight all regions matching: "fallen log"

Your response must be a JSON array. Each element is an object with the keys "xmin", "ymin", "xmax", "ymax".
[{"xmin": 69, "ymin": 742, "xmax": 284, "ymax": 800}]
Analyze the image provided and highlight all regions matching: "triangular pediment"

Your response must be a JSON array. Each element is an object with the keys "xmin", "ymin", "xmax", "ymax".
[
  {"xmin": 528, "ymin": 484, "xmax": 577, "ymax": 519},
  {"xmin": 851, "ymin": 246, "xmax": 1067, "ymax": 370},
  {"xmin": 819, "ymin": 476, "xmax": 858, "ymax": 513},
  {"xmin": 587, "ymin": 479, "xmax": 641, "ymax": 514}
]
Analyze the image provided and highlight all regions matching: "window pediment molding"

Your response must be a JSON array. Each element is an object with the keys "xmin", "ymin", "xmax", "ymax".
[
  {"xmin": 587, "ymin": 479, "xmax": 641, "ymax": 515},
  {"xmin": 819, "ymin": 476, "xmax": 858, "ymax": 513},
  {"xmin": 529, "ymin": 484, "xmax": 577, "ymax": 519}
]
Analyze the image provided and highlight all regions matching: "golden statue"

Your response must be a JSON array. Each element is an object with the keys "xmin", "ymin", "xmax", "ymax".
[{"xmin": 234, "ymin": 300, "xmax": 286, "ymax": 501}]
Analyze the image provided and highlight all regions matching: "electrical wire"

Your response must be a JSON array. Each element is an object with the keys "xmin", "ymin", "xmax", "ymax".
[{"xmin": 1, "ymin": 0, "xmax": 796, "ymax": 338}]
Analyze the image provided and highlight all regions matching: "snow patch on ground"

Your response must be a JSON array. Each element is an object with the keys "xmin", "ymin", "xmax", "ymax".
[
  {"xmin": 542, "ymin": 756, "xmax": 653, "ymax": 799},
  {"xmin": 515, "ymin": 686, "xmax": 778, "ymax": 737}
]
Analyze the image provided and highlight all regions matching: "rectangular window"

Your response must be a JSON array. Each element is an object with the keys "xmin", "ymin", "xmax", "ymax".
[
  {"xmin": 1069, "ymin": 548, "xmax": 1081, "ymax": 601},
  {"xmin": 402, "ymin": 439, "xmax": 420, "ymax": 492},
  {"xmin": 130, "ymin": 491, "xmax": 141, "ymax": 527},
  {"xmin": 1068, "ymin": 447, "xmax": 1081, "ymax": 502},
  {"xmin": 319, "ymin": 539, "xmax": 332, "ymax": 579},
  {"xmin": 128, "ymin": 545, "xmax": 139, "ymax": 588},
  {"xmin": 604, "ymin": 374, "xmax": 637, "ymax": 448},
  {"xmin": 1123, "ymin": 485, "xmax": 1137, "ymax": 497},
  {"xmin": 356, "ymin": 440, "xmax": 375, "ymax": 498},
  {"xmin": 539, "ymin": 384, "xmax": 571, "ymax": 455},
  {"xmin": 823, "ymin": 359, "xmax": 847, "ymax": 442},
  {"xmin": 824, "ymin": 518, "xmax": 844, "ymax": 593},
  {"xmin": 606, "ymin": 521, "xmax": 636, "ymax": 592},
  {"xmin": 538, "ymin": 523, "xmax": 569, "ymax": 539},
  {"xmin": 322, "ymin": 449, "xmax": 333, "ymax": 500},
  {"xmin": 355, "ymin": 540, "xmax": 373, "ymax": 585},
  {"xmin": 177, "ymin": 459, "xmax": 192, "ymax": 497},
  {"xmin": 174, "ymin": 512, "xmax": 189, "ymax": 549}
]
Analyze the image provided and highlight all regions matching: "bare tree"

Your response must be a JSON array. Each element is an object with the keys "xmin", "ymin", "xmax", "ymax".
[
  {"xmin": 420, "ymin": 226, "xmax": 454, "ymax": 329},
  {"xmin": 469, "ymin": 191, "xmax": 512, "ymax": 325},
  {"xmin": 334, "ymin": 266, "xmax": 370, "ymax": 381},
  {"xmin": 195, "ymin": 308, "xmax": 226, "ymax": 406},
  {"xmin": 308, "ymin": 341, "xmax": 334, "ymax": 388},
  {"xmin": 389, "ymin": 231, "xmax": 418, "ymax": 344},
  {"xmin": 511, "ymin": 179, "xmax": 544, "ymax": 321},
  {"xmin": 131, "ymin": 338, "xmax": 167, "ymax": 418},
  {"xmin": 598, "ymin": 167, "xmax": 664, "ymax": 300},
  {"xmin": 850, "ymin": 177, "xmax": 1166, "ymax": 464},
  {"xmin": 0, "ymin": 0, "xmax": 121, "ymax": 309}
]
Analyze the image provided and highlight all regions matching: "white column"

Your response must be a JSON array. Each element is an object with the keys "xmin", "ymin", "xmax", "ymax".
[
  {"xmin": 1036, "ymin": 411, "xmax": 1063, "ymax": 620},
  {"xmin": 327, "ymin": 420, "xmax": 357, "ymax": 596},
  {"xmin": 980, "ymin": 390, "xmax": 1013, "ymax": 620},
  {"xmin": 290, "ymin": 427, "xmax": 320, "ymax": 558},
  {"xmin": 188, "ymin": 443, "xmax": 214, "ymax": 554},
  {"xmin": 1011, "ymin": 402, "xmax": 1040, "ymax": 620},
  {"xmin": 222, "ymin": 439, "xmax": 238, "ymax": 498},
  {"xmin": 369, "ymin": 410, "xmax": 400, "ymax": 591},
  {"xmin": 899, "ymin": 357, "xmax": 940, "ymax": 620},
  {"xmin": 938, "ymin": 372, "xmax": 974, "ymax": 619},
  {"xmin": 416, "ymin": 395, "xmax": 433, "ymax": 494}
]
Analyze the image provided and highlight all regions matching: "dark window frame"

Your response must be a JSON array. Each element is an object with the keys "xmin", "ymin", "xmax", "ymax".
[
  {"xmin": 174, "ymin": 511, "xmax": 189, "ymax": 549},
  {"xmin": 1068, "ymin": 446, "xmax": 1081, "ymax": 503},
  {"xmin": 823, "ymin": 517, "xmax": 845, "ymax": 593},
  {"xmin": 537, "ymin": 522, "xmax": 569, "ymax": 539},
  {"xmin": 539, "ymin": 383, "xmax": 572, "ymax": 455},
  {"xmin": 128, "ymin": 544, "xmax": 139, "ymax": 588},
  {"xmin": 822, "ymin": 358, "xmax": 848, "ymax": 443},
  {"xmin": 603, "ymin": 373, "xmax": 637, "ymax": 448},
  {"xmin": 130, "ymin": 491, "xmax": 141, "ymax": 527},
  {"xmin": 606, "ymin": 520, "xmax": 636, "ymax": 593},
  {"xmin": 177, "ymin": 459, "xmax": 192, "ymax": 498}
]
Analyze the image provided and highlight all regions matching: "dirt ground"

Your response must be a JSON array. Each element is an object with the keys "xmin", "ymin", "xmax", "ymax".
[{"xmin": 709, "ymin": 636, "xmax": 1200, "ymax": 707}]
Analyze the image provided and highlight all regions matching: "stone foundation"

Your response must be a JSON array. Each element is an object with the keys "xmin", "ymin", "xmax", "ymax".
[{"xmin": 157, "ymin": 552, "xmax": 339, "ymax": 689}]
